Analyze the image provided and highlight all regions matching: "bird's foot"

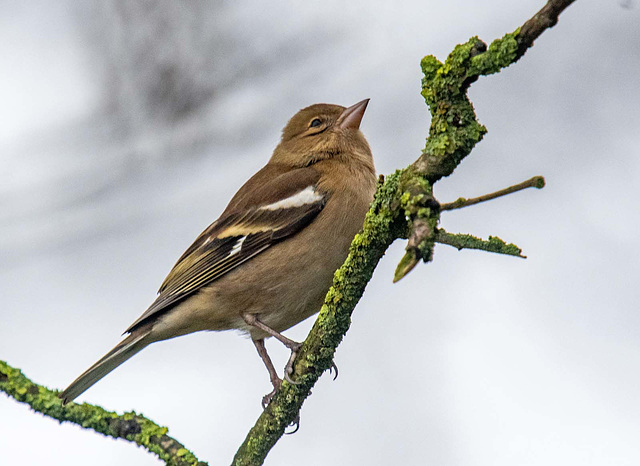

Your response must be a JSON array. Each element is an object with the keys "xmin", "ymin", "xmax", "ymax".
[
  {"xmin": 284, "ymin": 341, "xmax": 303, "ymax": 385},
  {"xmin": 262, "ymin": 377, "xmax": 282, "ymax": 409},
  {"xmin": 285, "ymin": 413, "xmax": 301, "ymax": 435}
]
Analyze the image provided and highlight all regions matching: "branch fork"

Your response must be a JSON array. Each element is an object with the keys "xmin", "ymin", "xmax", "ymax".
[
  {"xmin": 0, "ymin": 1, "xmax": 577, "ymax": 464},
  {"xmin": 394, "ymin": 175, "xmax": 544, "ymax": 282}
]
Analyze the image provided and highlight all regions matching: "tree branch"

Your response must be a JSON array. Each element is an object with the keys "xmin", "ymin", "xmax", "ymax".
[
  {"xmin": 232, "ymin": 174, "xmax": 406, "ymax": 464},
  {"xmin": 440, "ymin": 176, "xmax": 545, "ymax": 211},
  {"xmin": 233, "ymin": 0, "xmax": 575, "ymax": 464},
  {"xmin": 435, "ymin": 230, "xmax": 526, "ymax": 258},
  {"xmin": 0, "ymin": 361, "xmax": 206, "ymax": 466},
  {"xmin": 518, "ymin": 0, "xmax": 577, "ymax": 55},
  {"xmin": 1, "ymin": 1, "xmax": 578, "ymax": 465}
]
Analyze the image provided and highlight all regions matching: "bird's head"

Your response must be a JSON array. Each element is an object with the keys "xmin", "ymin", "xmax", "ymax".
[{"xmin": 270, "ymin": 99, "xmax": 373, "ymax": 170}]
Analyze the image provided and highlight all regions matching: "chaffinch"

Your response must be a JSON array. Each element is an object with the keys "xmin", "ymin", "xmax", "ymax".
[{"xmin": 61, "ymin": 99, "xmax": 377, "ymax": 406}]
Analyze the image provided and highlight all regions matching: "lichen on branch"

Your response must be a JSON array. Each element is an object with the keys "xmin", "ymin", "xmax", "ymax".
[
  {"xmin": 435, "ymin": 230, "xmax": 526, "ymax": 258},
  {"xmin": 0, "ymin": 1, "xmax": 577, "ymax": 465},
  {"xmin": 234, "ymin": 2, "xmax": 574, "ymax": 463},
  {"xmin": 0, "ymin": 361, "xmax": 206, "ymax": 466}
]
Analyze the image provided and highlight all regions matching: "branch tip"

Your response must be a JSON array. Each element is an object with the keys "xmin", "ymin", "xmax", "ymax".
[
  {"xmin": 435, "ymin": 230, "xmax": 526, "ymax": 258},
  {"xmin": 393, "ymin": 251, "xmax": 420, "ymax": 283},
  {"xmin": 440, "ymin": 175, "xmax": 545, "ymax": 211},
  {"xmin": 3, "ymin": 0, "xmax": 574, "ymax": 464}
]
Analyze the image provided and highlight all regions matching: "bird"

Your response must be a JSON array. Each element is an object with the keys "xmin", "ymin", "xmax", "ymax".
[{"xmin": 60, "ymin": 99, "xmax": 377, "ymax": 407}]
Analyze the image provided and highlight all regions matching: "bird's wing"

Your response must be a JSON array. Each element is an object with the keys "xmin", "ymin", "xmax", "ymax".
[{"xmin": 124, "ymin": 166, "xmax": 325, "ymax": 333}]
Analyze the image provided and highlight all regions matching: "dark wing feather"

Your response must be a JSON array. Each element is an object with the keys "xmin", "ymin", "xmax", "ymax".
[{"xmin": 124, "ymin": 182, "xmax": 325, "ymax": 334}]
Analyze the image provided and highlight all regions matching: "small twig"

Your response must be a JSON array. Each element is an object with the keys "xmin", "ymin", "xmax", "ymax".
[
  {"xmin": 393, "ymin": 218, "xmax": 436, "ymax": 283},
  {"xmin": 517, "ymin": 0, "xmax": 577, "ymax": 55},
  {"xmin": 435, "ymin": 230, "xmax": 526, "ymax": 258},
  {"xmin": 0, "ymin": 361, "xmax": 206, "ymax": 466},
  {"xmin": 0, "ymin": 1, "xmax": 573, "ymax": 465},
  {"xmin": 440, "ymin": 176, "xmax": 545, "ymax": 211}
]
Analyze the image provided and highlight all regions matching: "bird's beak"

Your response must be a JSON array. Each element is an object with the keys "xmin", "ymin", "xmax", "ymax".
[{"xmin": 337, "ymin": 98, "xmax": 370, "ymax": 130}]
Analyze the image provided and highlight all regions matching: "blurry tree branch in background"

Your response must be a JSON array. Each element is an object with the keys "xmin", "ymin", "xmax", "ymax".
[
  {"xmin": 78, "ymin": 0, "xmax": 337, "ymax": 139},
  {"xmin": 0, "ymin": 1, "xmax": 576, "ymax": 465}
]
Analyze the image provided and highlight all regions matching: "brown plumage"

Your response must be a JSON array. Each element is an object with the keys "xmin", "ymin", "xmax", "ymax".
[{"xmin": 60, "ymin": 99, "xmax": 376, "ymax": 406}]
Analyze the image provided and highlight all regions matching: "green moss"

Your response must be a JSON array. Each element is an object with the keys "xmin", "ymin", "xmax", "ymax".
[
  {"xmin": 0, "ymin": 361, "xmax": 206, "ymax": 466},
  {"xmin": 417, "ymin": 39, "xmax": 491, "ymax": 182},
  {"xmin": 486, "ymin": 236, "xmax": 524, "ymax": 257},
  {"xmin": 435, "ymin": 230, "xmax": 525, "ymax": 258},
  {"xmin": 4, "ymin": 17, "xmax": 547, "ymax": 466},
  {"xmin": 232, "ymin": 168, "xmax": 409, "ymax": 465},
  {"xmin": 420, "ymin": 55, "xmax": 442, "ymax": 81},
  {"xmin": 416, "ymin": 31, "xmax": 527, "ymax": 183},
  {"xmin": 468, "ymin": 30, "xmax": 520, "ymax": 76}
]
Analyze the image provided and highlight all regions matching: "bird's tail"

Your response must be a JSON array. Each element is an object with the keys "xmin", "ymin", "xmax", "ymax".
[{"xmin": 60, "ymin": 330, "xmax": 151, "ymax": 404}]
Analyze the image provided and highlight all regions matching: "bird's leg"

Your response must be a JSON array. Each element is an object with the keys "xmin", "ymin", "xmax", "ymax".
[
  {"xmin": 252, "ymin": 338, "xmax": 281, "ymax": 408},
  {"xmin": 252, "ymin": 337, "xmax": 302, "ymax": 432},
  {"xmin": 243, "ymin": 314, "xmax": 302, "ymax": 385}
]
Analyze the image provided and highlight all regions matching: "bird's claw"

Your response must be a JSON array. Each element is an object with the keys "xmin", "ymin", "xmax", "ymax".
[
  {"xmin": 261, "ymin": 372, "xmax": 283, "ymax": 408},
  {"xmin": 284, "ymin": 349, "xmax": 302, "ymax": 385},
  {"xmin": 329, "ymin": 360, "xmax": 339, "ymax": 380},
  {"xmin": 285, "ymin": 414, "xmax": 301, "ymax": 435},
  {"xmin": 261, "ymin": 380, "xmax": 281, "ymax": 408},
  {"xmin": 283, "ymin": 341, "xmax": 303, "ymax": 385}
]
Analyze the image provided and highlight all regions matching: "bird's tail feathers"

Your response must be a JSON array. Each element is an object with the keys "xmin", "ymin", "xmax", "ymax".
[{"xmin": 60, "ymin": 330, "xmax": 151, "ymax": 404}]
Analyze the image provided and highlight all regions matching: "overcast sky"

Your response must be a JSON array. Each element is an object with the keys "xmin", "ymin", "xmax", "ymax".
[{"xmin": 1, "ymin": 1, "xmax": 640, "ymax": 465}]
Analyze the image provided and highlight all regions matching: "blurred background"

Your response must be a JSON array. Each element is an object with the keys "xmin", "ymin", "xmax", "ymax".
[{"xmin": 1, "ymin": 0, "xmax": 639, "ymax": 464}]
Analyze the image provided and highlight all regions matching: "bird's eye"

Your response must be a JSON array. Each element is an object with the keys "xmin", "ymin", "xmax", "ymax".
[{"xmin": 309, "ymin": 118, "xmax": 322, "ymax": 128}]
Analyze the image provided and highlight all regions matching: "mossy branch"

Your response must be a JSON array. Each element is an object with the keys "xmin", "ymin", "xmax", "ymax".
[
  {"xmin": 0, "ymin": 361, "xmax": 206, "ymax": 466},
  {"xmin": 231, "ymin": 171, "xmax": 406, "ymax": 464},
  {"xmin": 435, "ymin": 230, "xmax": 526, "ymax": 258},
  {"xmin": 1, "ymin": 1, "xmax": 576, "ymax": 465},
  {"xmin": 233, "ymin": 0, "xmax": 574, "ymax": 464}
]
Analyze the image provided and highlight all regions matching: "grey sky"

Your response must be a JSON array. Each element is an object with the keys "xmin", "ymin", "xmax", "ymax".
[{"xmin": 1, "ymin": 1, "xmax": 639, "ymax": 465}]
